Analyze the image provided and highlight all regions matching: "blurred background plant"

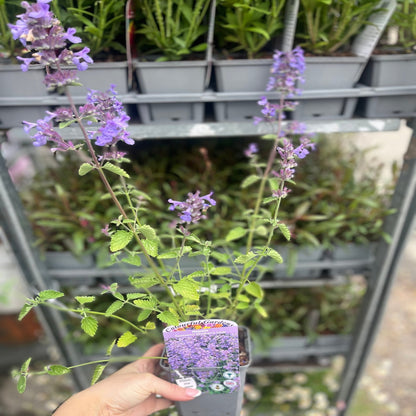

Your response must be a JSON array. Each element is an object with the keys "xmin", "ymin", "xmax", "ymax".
[
  {"xmin": 0, "ymin": 0, "xmax": 25, "ymax": 60},
  {"xmin": 295, "ymin": 0, "xmax": 383, "ymax": 55},
  {"xmin": 50, "ymin": 0, "xmax": 126, "ymax": 60},
  {"xmin": 133, "ymin": 0, "xmax": 211, "ymax": 61},
  {"xmin": 214, "ymin": 0, "xmax": 286, "ymax": 58}
]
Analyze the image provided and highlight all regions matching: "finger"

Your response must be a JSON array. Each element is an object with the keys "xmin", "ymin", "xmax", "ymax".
[{"xmin": 139, "ymin": 373, "xmax": 201, "ymax": 402}]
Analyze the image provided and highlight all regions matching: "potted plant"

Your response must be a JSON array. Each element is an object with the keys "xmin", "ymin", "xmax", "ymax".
[
  {"xmin": 358, "ymin": 0, "xmax": 416, "ymax": 117},
  {"xmin": 50, "ymin": 0, "xmax": 130, "ymax": 97},
  {"xmin": 10, "ymin": 3, "xmax": 316, "ymax": 415},
  {"xmin": 133, "ymin": 0, "xmax": 211, "ymax": 123},
  {"xmin": 0, "ymin": 0, "xmax": 51, "ymax": 128},
  {"xmin": 212, "ymin": 0, "xmax": 294, "ymax": 121},
  {"xmin": 291, "ymin": 0, "xmax": 396, "ymax": 120}
]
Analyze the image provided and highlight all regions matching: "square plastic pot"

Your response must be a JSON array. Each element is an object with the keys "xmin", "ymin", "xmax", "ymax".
[
  {"xmin": 358, "ymin": 54, "xmax": 416, "ymax": 117},
  {"xmin": 135, "ymin": 60, "xmax": 207, "ymax": 123},
  {"xmin": 291, "ymin": 56, "xmax": 366, "ymax": 120},
  {"xmin": 161, "ymin": 327, "xmax": 251, "ymax": 416},
  {"xmin": 0, "ymin": 64, "xmax": 50, "ymax": 129}
]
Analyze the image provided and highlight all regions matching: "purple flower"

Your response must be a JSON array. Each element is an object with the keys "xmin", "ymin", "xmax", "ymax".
[
  {"xmin": 168, "ymin": 191, "xmax": 216, "ymax": 225},
  {"xmin": 244, "ymin": 143, "xmax": 258, "ymax": 158}
]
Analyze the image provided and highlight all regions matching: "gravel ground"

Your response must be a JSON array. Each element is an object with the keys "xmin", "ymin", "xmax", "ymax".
[{"xmin": 1, "ymin": 229, "xmax": 415, "ymax": 416}]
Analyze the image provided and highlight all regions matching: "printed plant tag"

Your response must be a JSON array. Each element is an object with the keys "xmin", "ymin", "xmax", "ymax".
[{"xmin": 163, "ymin": 319, "xmax": 240, "ymax": 394}]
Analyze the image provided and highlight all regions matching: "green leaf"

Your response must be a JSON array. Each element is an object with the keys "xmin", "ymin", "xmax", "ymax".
[
  {"xmin": 106, "ymin": 339, "xmax": 116, "ymax": 356},
  {"xmin": 78, "ymin": 163, "xmax": 94, "ymax": 176},
  {"xmin": 105, "ymin": 300, "xmax": 124, "ymax": 317},
  {"xmin": 18, "ymin": 304, "xmax": 34, "ymax": 321},
  {"xmin": 241, "ymin": 174, "xmax": 260, "ymax": 188},
  {"xmin": 266, "ymin": 247, "xmax": 283, "ymax": 263},
  {"xmin": 17, "ymin": 375, "xmax": 27, "ymax": 394},
  {"xmin": 91, "ymin": 364, "xmax": 106, "ymax": 385},
  {"xmin": 226, "ymin": 227, "xmax": 247, "ymax": 242},
  {"xmin": 278, "ymin": 223, "xmax": 291, "ymax": 241},
  {"xmin": 174, "ymin": 278, "xmax": 199, "ymax": 301},
  {"xmin": 47, "ymin": 365, "xmax": 70, "ymax": 376},
  {"xmin": 38, "ymin": 290, "xmax": 64, "ymax": 301},
  {"xmin": 117, "ymin": 331, "xmax": 137, "ymax": 348},
  {"xmin": 157, "ymin": 311, "xmax": 179, "ymax": 326},
  {"xmin": 102, "ymin": 162, "xmax": 130, "ymax": 178},
  {"xmin": 133, "ymin": 297, "xmax": 158, "ymax": 310},
  {"xmin": 255, "ymin": 303, "xmax": 268, "ymax": 318},
  {"xmin": 142, "ymin": 239, "xmax": 158, "ymax": 257},
  {"xmin": 234, "ymin": 251, "xmax": 255, "ymax": 264},
  {"xmin": 122, "ymin": 254, "xmax": 142, "ymax": 267},
  {"xmin": 136, "ymin": 309, "xmax": 152, "ymax": 322},
  {"xmin": 210, "ymin": 266, "xmax": 232, "ymax": 276},
  {"xmin": 75, "ymin": 296, "xmax": 96, "ymax": 305},
  {"xmin": 129, "ymin": 275, "xmax": 159, "ymax": 289},
  {"xmin": 81, "ymin": 316, "xmax": 98, "ymax": 337},
  {"xmin": 245, "ymin": 281, "xmax": 264, "ymax": 299},
  {"xmin": 21, "ymin": 357, "xmax": 31, "ymax": 373},
  {"xmin": 138, "ymin": 225, "xmax": 157, "ymax": 240},
  {"xmin": 110, "ymin": 230, "xmax": 133, "ymax": 252}
]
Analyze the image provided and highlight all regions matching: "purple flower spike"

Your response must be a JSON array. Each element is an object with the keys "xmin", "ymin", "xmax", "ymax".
[
  {"xmin": 244, "ymin": 143, "xmax": 259, "ymax": 158},
  {"xmin": 168, "ymin": 190, "xmax": 216, "ymax": 225}
]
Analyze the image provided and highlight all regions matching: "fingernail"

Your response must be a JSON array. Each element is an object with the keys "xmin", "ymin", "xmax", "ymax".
[{"xmin": 185, "ymin": 388, "xmax": 202, "ymax": 398}]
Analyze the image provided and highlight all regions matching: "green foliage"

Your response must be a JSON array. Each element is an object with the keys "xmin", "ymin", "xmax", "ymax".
[
  {"xmin": 0, "ymin": 0, "xmax": 23, "ymax": 59},
  {"xmin": 215, "ymin": 0, "xmax": 286, "ymax": 58},
  {"xmin": 387, "ymin": 0, "xmax": 416, "ymax": 51},
  {"xmin": 296, "ymin": 0, "xmax": 383, "ymax": 54},
  {"xmin": 52, "ymin": 0, "xmax": 126, "ymax": 58},
  {"xmin": 135, "ymin": 0, "xmax": 211, "ymax": 61}
]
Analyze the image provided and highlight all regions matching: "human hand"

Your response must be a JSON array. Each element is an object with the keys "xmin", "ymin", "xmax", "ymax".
[{"xmin": 54, "ymin": 343, "xmax": 201, "ymax": 416}]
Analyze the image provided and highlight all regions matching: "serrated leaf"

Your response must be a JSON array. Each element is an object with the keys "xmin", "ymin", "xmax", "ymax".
[
  {"xmin": 157, "ymin": 250, "xmax": 180, "ymax": 259},
  {"xmin": 142, "ymin": 239, "xmax": 158, "ymax": 257},
  {"xmin": 241, "ymin": 174, "xmax": 260, "ymax": 188},
  {"xmin": 174, "ymin": 278, "xmax": 199, "ymax": 301},
  {"xmin": 17, "ymin": 375, "xmax": 27, "ymax": 394},
  {"xmin": 129, "ymin": 275, "xmax": 159, "ymax": 289},
  {"xmin": 18, "ymin": 304, "xmax": 34, "ymax": 321},
  {"xmin": 81, "ymin": 316, "xmax": 98, "ymax": 337},
  {"xmin": 78, "ymin": 163, "xmax": 94, "ymax": 176},
  {"xmin": 47, "ymin": 365, "xmax": 70, "ymax": 376},
  {"xmin": 105, "ymin": 300, "xmax": 124, "ymax": 317},
  {"xmin": 138, "ymin": 225, "xmax": 157, "ymax": 240},
  {"xmin": 226, "ymin": 227, "xmax": 247, "ymax": 242},
  {"xmin": 133, "ymin": 297, "xmax": 157, "ymax": 309},
  {"xmin": 157, "ymin": 311, "xmax": 179, "ymax": 326},
  {"xmin": 91, "ymin": 364, "xmax": 106, "ymax": 385},
  {"xmin": 266, "ymin": 247, "xmax": 284, "ymax": 263},
  {"xmin": 210, "ymin": 266, "xmax": 232, "ymax": 276},
  {"xmin": 110, "ymin": 230, "xmax": 133, "ymax": 252},
  {"xmin": 278, "ymin": 223, "xmax": 291, "ymax": 241},
  {"xmin": 184, "ymin": 270, "xmax": 206, "ymax": 279},
  {"xmin": 117, "ymin": 331, "xmax": 137, "ymax": 348},
  {"xmin": 245, "ymin": 281, "xmax": 264, "ymax": 299},
  {"xmin": 38, "ymin": 290, "xmax": 64, "ymax": 301},
  {"xmin": 137, "ymin": 309, "xmax": 152, "ymax": 322},
  {"xmin": 234, "ymin": 251, "xmax": 255, "ymax": 264},
  {"xmin": 75, "ymin": 296, "xmax": 96, "ymax": 305},
  {"xmin": 21, "ymin": 358, "xmax": 31, "ymax": 373},
  {"xmin": 102, "ymin": 162, "xmax": 130, "ymax": 178},
  {"xmin": 122, "ymin": 254, "xmax": 142, "ymax": 267}
]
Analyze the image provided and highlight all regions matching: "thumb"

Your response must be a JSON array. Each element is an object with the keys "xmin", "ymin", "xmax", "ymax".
[{"xmin": 140, "ymin": 373, "xmax": 201, "ymax": 402}]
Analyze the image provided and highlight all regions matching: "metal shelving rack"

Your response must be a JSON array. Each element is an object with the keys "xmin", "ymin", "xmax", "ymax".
[{"xmin": 1, "ymin": 116, "xmax": 416, "ymax": 415}]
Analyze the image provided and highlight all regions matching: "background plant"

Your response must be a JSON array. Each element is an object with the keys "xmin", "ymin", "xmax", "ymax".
[
  {"xmin": 50, "ymin": 0, "xmax": 126, "ymax": 59},
  {"xmin": 134, "ymin": 0, "xmax": 211, "ymax": 61},
  {"xmin": 295, "ymin": 0, "xmax": 382, "ymax": 55},
  {"xmin": 214, "ymin": 0, "xmax": 286, "ymax": 59},
  {"xmin": 0, "ymin": 0, "xmax": 25, "ymax": 59}
]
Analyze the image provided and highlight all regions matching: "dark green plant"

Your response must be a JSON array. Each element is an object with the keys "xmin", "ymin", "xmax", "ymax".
[
  {"xmin": 386, "ymin": 0, "xmax": 416, "ymax": 52},
  {"xmin": 0, "ymin": 0, "xmax": 24, "ymax": 59},
  {"xmin": 296, "ymin": 0, "xmax": 382, "ymax": 55},
  {"xmin": 134, "ymin": 0, "xmax": 211, "ymax": 61},
  {"xmin": 215, "ymin": 0, "xmax": 286, "ymax": 59},
  {"xmin": 51, "ymin": 0, "xmax": 126, "ymax": 59}
]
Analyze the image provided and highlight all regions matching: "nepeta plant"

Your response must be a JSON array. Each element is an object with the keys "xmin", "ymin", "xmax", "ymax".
[{"xmin": 10, "ymin": 0, "xmax": 314, "ymax": 391}]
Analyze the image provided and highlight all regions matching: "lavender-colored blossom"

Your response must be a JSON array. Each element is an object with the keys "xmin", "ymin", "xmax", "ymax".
[
  {"xmin": 168, "ymin": 190, "xmax": 216, "ymax": 225},
  {"xmin": 244, "ymin": 143, "xmax": 258, "ymax": 158},
  {"xmin": 9, "ymin": 0, "xmax": 93, "ymax": 87}
]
